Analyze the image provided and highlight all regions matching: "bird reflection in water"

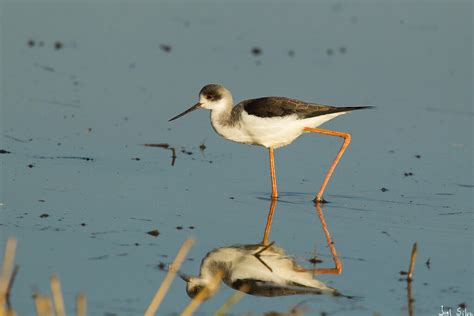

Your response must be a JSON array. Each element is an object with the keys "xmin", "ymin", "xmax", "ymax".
[{"xmin": 180, "ymin": 200, "xmax": 349, "ymax": 300}]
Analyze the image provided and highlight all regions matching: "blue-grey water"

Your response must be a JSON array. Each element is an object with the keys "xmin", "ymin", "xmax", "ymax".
[{"xmin": 1, "ymin": 1, "xmax": 472, "ymax": 315}]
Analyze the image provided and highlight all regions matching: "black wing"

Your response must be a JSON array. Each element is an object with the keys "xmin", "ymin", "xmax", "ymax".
[
  {"xmin": 230, "ymin": 279, "xmax": 335, "ymax": 297},
  {"xmin": 239, "ymin": 97, "xmax": 371, "ymax": 119}
]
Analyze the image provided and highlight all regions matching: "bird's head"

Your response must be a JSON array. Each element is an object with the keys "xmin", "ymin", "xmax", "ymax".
[
  {"xmin": 169, "ymin": 84, "xmax": 232, "ymax": 121},
  {"xmin": 179, "ymin": 273, "xmax": 221, "ymax": 300}
]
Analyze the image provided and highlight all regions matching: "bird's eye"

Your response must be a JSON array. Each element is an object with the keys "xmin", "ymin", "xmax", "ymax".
[
  {"xmin": 190, "ymin": 286, "xmax": 204, "ymax": 298},
  {"xmin": 206, "ymin": 94, "xmax": 213, "ymax": 100}
]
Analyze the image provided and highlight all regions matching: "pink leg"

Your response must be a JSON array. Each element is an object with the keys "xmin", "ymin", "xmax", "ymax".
[
  {"xmin": 303, "ymin": 127, "xmax": 351, "ymax": 203},
  {"xmin": 268, "ymin": 147, "xmax": 278, "ymax": 200},
  {"xmin": 294, "ymin": 203, "xmax": 342, "ymax": 274}
]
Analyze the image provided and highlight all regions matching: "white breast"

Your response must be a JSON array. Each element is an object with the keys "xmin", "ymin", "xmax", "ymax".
[{"xmin": 211, "ymin": 111, "xmax": 347, "ymax": 148}]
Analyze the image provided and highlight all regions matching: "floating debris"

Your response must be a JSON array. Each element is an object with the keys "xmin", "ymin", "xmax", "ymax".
[
  {"xmin": 33, "ymin": 156, "xmax": 94, "ymax": 161},
  {"xmin": 88, "ymin": 255, "xmax": 109, "ymax": 261},
  {"xmin": 176, "ymin": 226, "xmax": 183, "ymax": 230},
  {"xmin": 4, "ymin": 135, "xmax": 33, "ymax": 143},
  {"xmin": 415, "ymin": 154, "xmax": 421, "ymax": 159},
  {"xmin": 380, "ymin": 187, "xmax": 389, "ymax": 192},
  {"xmin": 27, "ymin": 39, "xmax": 35, "ymax": 47},
  {"xmin": 425, "ymin": 257, "xmax": 431, "ymax": 269},
  {"xmin": 308, "ymin": 256, "xmax": 323, "ymax": 264},
  {"xmin": 143, "ymin": 143, "xmax": 177, "ymax": 166},
  {"xmin": 39, "ymin": 213, "xmax": 50, "ymax": 218},
  {"xmin": 144, "ymin": 143, "xmax": 169, "ymax": 148},
  {"xmin": 147, "ymin": 229, "xmax": 160, "ymax": 237},
  {"xmin": 458, "ymin": 184, "xmax": 474, "ymax": 188},
  {"xmin": 131, "ymin": 157, "xmax": 141, "ymax": 161},
  {"xmin": 251, "ymin": 47, "xmax": 262, "ymax": 56},
  {"xmin": 159, "ymin": 44, "xmax": 172, "ymax": 53},
  {"xmin": 54, "ymin": 41, "xmax": 63, "ymax": 50},
  {"xmin": 0, "ymin": 149, "xmax": 11, "ymax": 154},
  {"xmin": 404, "ymin": 172, "xmax": 414, "ymax": 177},
  {"xmin": 130, "ymin": 217, "xmax": 152, "ymax": 222},
  {"xmin": 199, "ymin": 142, "xmax": 206, "ymax": 152},
  {"xmin": 39, "ymin": 65, "xmax": 55, "ymax": 72},
  {"xmin": 157, "ymin": 262, "xmax": 166, "ymax": 270},
  {"xmin": 27, "ymin": 164, "xmax": 34, "ymax": 168}
]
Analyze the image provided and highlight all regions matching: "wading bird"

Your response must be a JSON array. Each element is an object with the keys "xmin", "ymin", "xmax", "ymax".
[
  {"xmin": 179, "ymin": 242, "xmax": 343, "ymax": 300},
  {"xmin": 169, "ymin": 84, "xmax": 371, "ymax": 202}
]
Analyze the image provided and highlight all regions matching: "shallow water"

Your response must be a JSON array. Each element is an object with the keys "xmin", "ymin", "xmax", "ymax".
[{"xmin": 1, "ymin": 1, "xmax": 472, "ymax": 315}]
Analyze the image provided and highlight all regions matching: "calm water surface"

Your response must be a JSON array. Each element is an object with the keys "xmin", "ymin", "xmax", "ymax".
[{"xmin": 1, "ymin": 1, "xmax": 472, "ymax": 315}]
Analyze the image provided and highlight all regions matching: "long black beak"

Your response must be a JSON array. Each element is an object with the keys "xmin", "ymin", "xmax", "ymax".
[
  {"xmin": 169, "ymin": 102, "xmax": 202, "ymax": 122},
  {"xmin": 179, "ymin": 272, "xmax": 192, "ymax": 282}
]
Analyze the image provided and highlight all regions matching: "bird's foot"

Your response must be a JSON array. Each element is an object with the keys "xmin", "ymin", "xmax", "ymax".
[
  {"xmin": 253, "ymin": 241, "xmax": 275, "ymax": 272},
  {"xmin": 313, "ymin": 196, "xmax": 329, "ymax": 204}
]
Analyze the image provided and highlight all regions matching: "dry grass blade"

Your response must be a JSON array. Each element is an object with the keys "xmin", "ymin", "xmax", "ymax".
[
  {"xmin": 407, "ymin": 277, "xmax": 414, "ymax": 316},
  {"xmin": 214, "ymin": 284, "xmax": 250, "ymax": 316},
  {"xmin": 144, "ymin": 238, "xmax": 195, "ymax": 316},
  {"xmin": 0, "ymin": 238, "xmax": 17, "ymax": 312},
  {"xmin": 5, "ymin": 265, "xmax": 19, "ymax": 311},
  {"xmin": 34, "ymin": 293, "xmax": 54, "ymax": 316},
  {"xmin": 50, "ymin": 275, "xmax": 65, "ymax": 316},
  {"xmin": 75, "ymin": 292, "xmax": 86, "ymax": 316},
  {"xmin": 3, "ymin": 308, "xmax": 17, "ymax": 316},
  {"xmin": 407, "ymin": 242, "xmax": 417, "ymax": 316},
  {"xmin": 407, "ymin": 242, "xmax": 417, "ymax": 281},
  {"xmin": 181, "ymin": 271, "xmax": 223, "ymax": 316},
  {"xmin": 0, "ymin": 239, "xmax": 17, "ymax": 294}
]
